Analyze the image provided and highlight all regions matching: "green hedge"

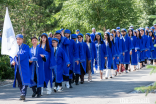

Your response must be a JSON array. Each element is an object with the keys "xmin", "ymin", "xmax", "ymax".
[{"xmin": 0, "ymin": 45, "xmax": 14, "ymax": 80}]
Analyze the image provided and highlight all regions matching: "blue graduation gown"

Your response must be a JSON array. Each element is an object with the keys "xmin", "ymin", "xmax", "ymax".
[
  {"xmin": 140, "ymin": 35, "xmax": 150, "ymax": 61},
  {"xmin": 136, "ymin": 38, "xmax": 142, "ymax": 62},
  {"xmin": 66, "ymin": 39, "xmax": 79, "ymax": 79},
  {"xmin": 39, "ymin": 44, "xmax": 54, "ymax": 88},
  {"xmin": 123, "ymin": 35, "xmax": 134, "ymax": 64},
  {"xmin": 118, "ymin": 36, "xmax": 127, "ymax": 64},
  {"xmin": 130, "ymin": 36, "xmax": 139, "ymax": 65},
  {"xmin": 29, "ymin": 45, "xmax": 48, "ymax": 88},
  {"xmin": 151, "ymin": 38, "xmax": 156, "ymax": 59},
  {"xmin": 146, "ymin": 36, "xmax": 154, "ymax": 59},
  {"xmin": 105, "ymin": 41, "xmax": 116, "ymax": 69},
  {"xmin": 80, "ymin": 42, "xmax": 91, "ymax": 73},
  {"xmin": 73, "ymin": 42, "xmax": 85, "ymax": 75},
  {"xmin": 52, "ymin": 47, "xmax": 70, "ymax": 83},
  {"xmin": 85, "ymin": 42, "xmax": 97, "ymax": 74},
  {"xmin": 114, "ymin": 37, "xmax": 120, "ymax": 64},
  {"xmin": 10, "ymin": 44, "xmax": 31, "ymax": 88},
  {"xmin": 95, "ymin": 41, "xmax": 107, "ymax": 70},
  {"xmin": 58, "ymin": 36, "xmax": 70, "ymax": 76},
  {"xmin": 90, "ymin": 32, "xmax": 96, "ymax": 41}
]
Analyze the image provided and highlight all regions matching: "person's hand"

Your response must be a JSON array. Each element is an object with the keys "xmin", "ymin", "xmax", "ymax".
[
  {"xmin": 113, "ymin": 57, "xmax": 115, "ymax": 60},
  {"xmin": 117, "ymin": 57, "xmax": 119, "ymax": 59},
  {"xmin": 123, "ymin": 52, "xmax": 125, "ymax": 56},
  {"xmin": 105, "ymin": 57, "xmax": 107, "ymax": 60},
  {"xmin": 135, "ymin": 50, "xmax": 137, "ymax": 52},
  {"xmin": 75, "ymin": 60, "xmax": 79, "ymax": 65},
  {"xmin": 145, "ymin": 50, "xmax": 147, "ymax": 51},
  {"xmin": 29, "ymin": 60, "xmax": 33, "ymax": 63},
  {"xmin": 89, "ymin": 60, "xmax": 91, "ymax": 63},
  {"xmin": 40, "ymin": 54, "xmax": 44, "ymax": 58},
  {"xmin": 67, "ymin": 64, "xmax": 70, "ymax": 67},
  {"xmin": 12, "ymin": 62, "xmax": 16, "ymax": 66},
  {"xmin": 130, "ymin": 51, "xmax": 132, "ymax": 55}
]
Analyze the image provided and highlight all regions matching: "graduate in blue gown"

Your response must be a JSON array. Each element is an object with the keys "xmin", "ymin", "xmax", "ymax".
[
  {"xmin": 29, "ymin": 37, "xmax": 48, "ymax": 98},
  {"xmin": 148, "ymin": 30, "xmax": 156, "ymax": 65},
  {"xmin": 121, "ymin": 29, "xmax": 134, "ymax": 73},
  {"xmin": 77, "ymin": 33, "xmax": 91, "ymax": 84},
  {"xmin": 116, "ymin": 30, "xmax": 127, "ymax": 73},
  {"xmin": 54, "ymin": 30, "xmax": 71, "ymax": 86},
  {"xmin": 111, "ymin": 29, "xmax": 120, "ymax": 64},
  {"xmin": 64, "ymin": 29, "xmax": 79, "ymax": 88},
  {"xmin": 128, "ymin": 28, "xmax": 139, "ymax": 71},
  {"xmin": 71, "ymin": 34, "xmax": 85, "ymax": 85},
  {"xmin": 94, "ymin": 32, "xmax": 107, "ymax": 80},
  {"xmin": 39, "ymin": 33, "xmax": 54, "ymax": 95},
  {"xmin": 135, "ymin": 29, "xmax": 143, "ymax": 69},
  {"xmin": 90, "ymin": 28, "xmax": 96, "ymax": 41},
  {"xmin": 10, "ymin": 34, "xmax": 30, "ymax": 100},
  {"xmin": 104, "ymin": 32, "xmax": 116, "ymax": 78},
  {"xmin": 139, "ymin": 28, "xmax": 150, "ymax": 68},
  {"xmin": 51, "ymin": 38, "xmax": 70, "ymax": 92},
  {"xmin": 85, "ymin": 33, "xmax": 97, "ymax": 82}
]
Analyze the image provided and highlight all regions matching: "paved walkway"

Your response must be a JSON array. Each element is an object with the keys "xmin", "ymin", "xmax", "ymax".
[{"xmin": 0, "ymin": 67, "xmax": 156, "ymax": 104}]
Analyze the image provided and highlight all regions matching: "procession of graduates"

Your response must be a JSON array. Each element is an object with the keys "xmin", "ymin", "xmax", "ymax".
[{"xmin": 9, "ymin": 24, "xmax": 156, "ymax": 101}]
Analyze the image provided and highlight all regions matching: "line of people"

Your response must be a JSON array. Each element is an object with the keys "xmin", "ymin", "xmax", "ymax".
[{"xmin": 10, "ymin": 25, "xmax": 156, "ymax": 101}]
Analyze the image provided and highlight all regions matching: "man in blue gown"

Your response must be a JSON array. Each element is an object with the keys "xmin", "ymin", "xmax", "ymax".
[
  {"xmin": 29, "ymin": 37, "xmax": 48, "ymax": 98},
  {"xmin": 10, "ymin": 34, "xmax": 30, "ymax": 100},
  {"xmin": 51, "ymin": 38, "xmax": 70, "ymax": 92}
]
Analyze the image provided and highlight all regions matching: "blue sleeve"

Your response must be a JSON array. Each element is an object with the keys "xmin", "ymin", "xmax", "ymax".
[
  {"xmin": 129, "ymin": 37, "xmax": 134, "ymax": 51},
  {"xmin": 134, "ymin": 37, "xmax": 140, "ymax": 50},
  {"xmin": 102, "ymin": 42, "xmax": 108, "ymax": 57},
  {"xmin": 111, "ymin": 43, "xmax": 116, "ymax": 57},
  {"xmin": 145, "ymin": 36, "xmax": 150, "ymax": 50},
  {"xmin": 85, "ymin": 43, "xmax": 91, "ymax": 60},
  {"xmin": 50, "ymin": 47, "xmax": 56, "ymax": 69},
  {"xmin": 62, "ymin": 49, "xmax": 70, "ymax": 66}
]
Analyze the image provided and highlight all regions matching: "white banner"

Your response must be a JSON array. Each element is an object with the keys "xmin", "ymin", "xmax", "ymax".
[{"xmin": 1, "ymin": 7, "xmax": 19, "ymax": 58}]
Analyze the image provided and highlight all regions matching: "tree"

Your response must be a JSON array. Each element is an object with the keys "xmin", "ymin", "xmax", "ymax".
[
  {"xmin": 0, "ymin": 0, "xmax": 63, "ymax": 43},
  {"xmin": 55, "ymin": 0, "xmax": 140, "ymax": 34}
]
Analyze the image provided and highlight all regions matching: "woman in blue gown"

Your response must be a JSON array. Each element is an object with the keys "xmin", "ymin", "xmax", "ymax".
[
  {"xmin": 116, "ymin": 30, "xmax": 127, "ymax": 74},
  {"xmin": 94, "ymin": 32, "xmax": 107, "ymax": 80},
  {"xmin": 104, "ymin": 32, "xmax": 116, "ymax": 78},
  {"xmin": 128, "ymin": 28, "xmax": 139, "ymax": 71},
  {"xmin": 85, "ymin": 33, "xmax": 97, "ymax": 82}
]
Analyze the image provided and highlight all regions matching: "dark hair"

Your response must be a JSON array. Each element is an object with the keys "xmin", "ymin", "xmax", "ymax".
[
  {"xmin": 105, "ymin": 33, "xmax": 112, "ymax": 48},
  {"xmin": 40, "ymin": 35, "xmax": 51, "ymax": 52},
  {"xmin": 136, "ymin": 29, "xmax": 141, "ymax": 39},
  {"xmin": 149, "ymin": 31, "xmax": 155, "ymax": 39},
  {"xmin": 146, "ymin": 30, "xmax": 148, "ymax": 35},
  {"xmin": 31, "ymin": 37, "xmax": 38, "ymax": 41},
  {"xmin": 112, "ymin": 30, "xmax": 117, "ymax": 37},
  {"xmin": 85, "ymin": 35, "xmax": 91, "ymax": 43},
  {"xmin": 94, "ymin": 35, "xmax": 104, "ymax": 44},
  {"xmin": 128, "ymin": 29, "xmax": 134, "ymax": 37}
]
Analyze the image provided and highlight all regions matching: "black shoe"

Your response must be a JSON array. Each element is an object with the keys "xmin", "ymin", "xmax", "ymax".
[
  {"xmin": 32, "ymin": 93, "xmax": 37, "ymax": 98},
  {"xmin": 105, "ymin": 77, "xmax": 108, "ymax": 79},
  {"xmin": 80, "ymin": 81, "xmax": 84, "ymax": 84},
  {"xmin": 110, "ymin": 76, "xmax": 113, "ymax": 78},
  {"xmin": 69, "ymin": 85, "xmax": 73, "ymax": 88},
  {"xmin": 20, "ymin": 95, "xmax": 25, "ymax": 100},
  {"xmin": 75, "ymin": 82, "xmax": 79, "ymax": 85},
  {"xmin": 37, "ymin": 94, "xmax": 41, "ymax": 98}
]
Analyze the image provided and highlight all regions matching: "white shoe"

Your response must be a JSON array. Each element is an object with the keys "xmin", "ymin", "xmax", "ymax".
[
  {"xmin": 57, "ymin": 86, "xmax": 63, "ymax": 92},
  {"xmin": 65, "ymin": 82, "xmax": 70, "ymax": 88}
]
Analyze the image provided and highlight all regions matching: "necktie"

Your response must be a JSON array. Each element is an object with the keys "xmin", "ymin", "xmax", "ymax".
[{"xmin": 54, "ymin": 48, "xmax": 56, "ymax": 56}]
